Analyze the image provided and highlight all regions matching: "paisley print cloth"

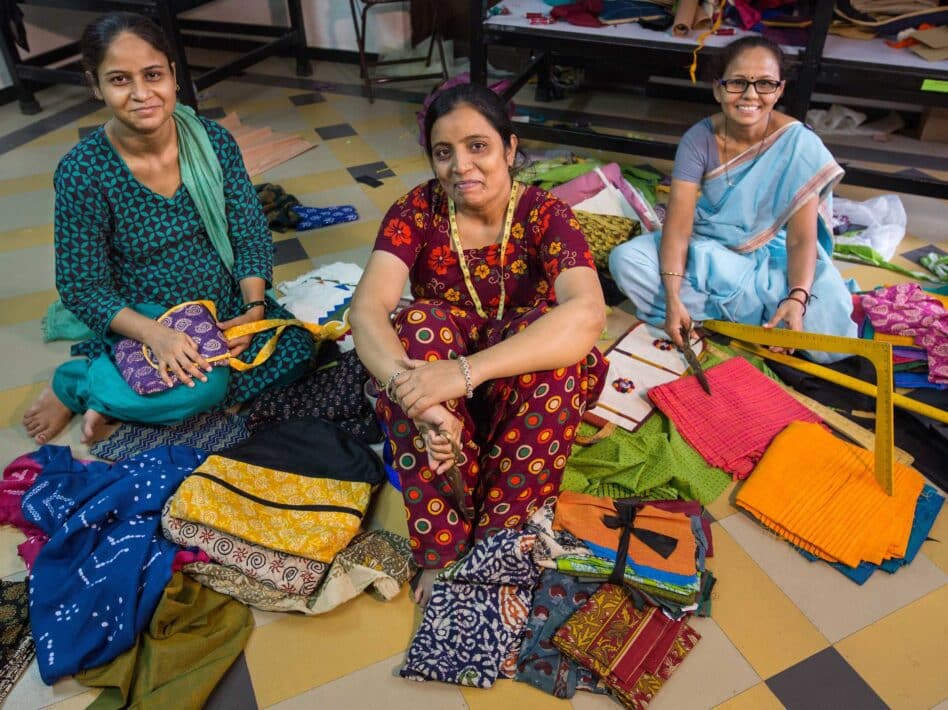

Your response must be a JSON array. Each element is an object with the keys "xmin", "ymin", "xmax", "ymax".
[
  {"xmin": 861, "ymin": 282, "xmax": 948, "ymax": 383},
  {"xmin": 553, "ymin": 584, "xmax": 701, "ymax": 709},
  {"xmin": 0, "ymin": 581, "xmax": 34, "ymax": 706},
  {"xmin": 401, "ymin": 529, "xmax": 540, "ymax": 688}
]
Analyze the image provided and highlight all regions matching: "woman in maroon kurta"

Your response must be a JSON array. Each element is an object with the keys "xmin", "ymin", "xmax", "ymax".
[{"xmin": 350, "ymin": 83, "xmax": 606, "ymax": 604}]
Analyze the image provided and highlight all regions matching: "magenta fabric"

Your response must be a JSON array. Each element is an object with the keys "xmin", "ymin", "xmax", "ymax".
[
  {"xmin": 550, "ymin": 162, "xmax": 660, "ymax": 232},
  {"xmin": 113, "ymin": 302, "xmax": 231, "ymax": 395},
  {"xmin": 648, "ymin": 357, "xmax": 823, "ymax": 479},
  {"xmin": 0, "ymin": 453, "xmax": 47, "ymax": 569},
  {"xmin": 172, "ymin": 549, "xmax": 212, "ymax": 572},
  {"xmin": 861, "ymin": 283, "xmax": 948, "ymax": 384}
]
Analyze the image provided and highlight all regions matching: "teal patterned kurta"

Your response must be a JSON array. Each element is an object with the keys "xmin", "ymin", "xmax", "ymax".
[{"xmin": 53, "ymin": 117, "xmax": 313, "ymax": 406}]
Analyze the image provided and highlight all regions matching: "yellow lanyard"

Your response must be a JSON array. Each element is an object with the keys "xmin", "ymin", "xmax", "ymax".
[{"xmin": 447, "ymin": 182, "xmax": 521, "ymax": 320}]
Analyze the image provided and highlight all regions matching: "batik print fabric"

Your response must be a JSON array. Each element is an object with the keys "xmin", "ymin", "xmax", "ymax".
[
  {"xmin": 22, "ymin": 445, "xmax": 207, "ymax": 683},
  {"xmin": 553, "ymin": 584, "xmax": 701, "ymax": 709},
  {"xmin": 374, "ymin": 179, "xmax": 607, "ymax": 568},
  {"xmin": 514, "ymin": 570, "xmax": 605, "ymax": 698},
  {"xmin": 648, "ymin": 357, "xmax": 822, "ymax": 479},
  {"xmin": 162, "ymin": 504, "xmax": 329, "ymax": 596},
  {"xmin": 401, "ymin": 529, "xmax": 539, "ymax": 688},
  {"xmin": 0, "ymin": 581, "xmax": 34, "ymax": 705}
]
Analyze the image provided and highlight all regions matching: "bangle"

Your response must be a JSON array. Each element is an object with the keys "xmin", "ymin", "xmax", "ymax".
[
  {"xmin": 458, "ymin": 355, "xmax": 474, "ymax": 399},
  {"xmin": 777, "ymin": 295, "xmax": 807, "ymax": 317},
  {"xmin": 383, "ymin": 370, "xmax": 404, "ymax": 400},
  {"xmin": 660, "ymin": 271, "xmax": 686, "ymax": 278},
  {"xmin": 241, "ymin": 300, "xmax": 266, "ymax": 313},
  {"xmin": 787, "ymin": 287, "xmax": 811, "ymax": 305}
]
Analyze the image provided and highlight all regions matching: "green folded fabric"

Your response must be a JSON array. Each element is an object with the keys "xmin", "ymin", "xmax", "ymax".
[
  {"xmin": 833, "ymin": 243, "xmax": 934, "ymax": 282},
  {"xmin": 920, "ymin": 252, "xmax": 948, "ymax": 282},
  {"xmin": 77, "ymin": 572, "xmax": 253, "ymax": 710},
  {"xmin": 42, "ymin": 299, "xmax": 94, "ymax": 342}
]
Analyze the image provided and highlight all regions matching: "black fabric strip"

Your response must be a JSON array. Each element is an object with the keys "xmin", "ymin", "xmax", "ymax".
[{"xmin": 190, "ymin": 471, "xmax": 364, "ymax": 518}]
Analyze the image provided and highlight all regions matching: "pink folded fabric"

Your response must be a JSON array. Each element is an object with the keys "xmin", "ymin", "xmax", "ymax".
[
  {"xmin": 648, "ymin": 357, "xmax": 822, "ymax": 479},
  {"xmin": 0, "ymin": 453, "xmax": 48, "ymax": 568}
]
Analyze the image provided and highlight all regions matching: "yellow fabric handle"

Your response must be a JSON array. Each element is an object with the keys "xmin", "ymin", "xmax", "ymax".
[{"xmin": 223, "ymin": 315, "xmax": 348, "ymax": 372}]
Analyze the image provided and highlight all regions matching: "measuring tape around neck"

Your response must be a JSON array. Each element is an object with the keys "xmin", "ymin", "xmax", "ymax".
[{"xmin": 701, "ymin": 320, "xmax": 896, "ymax": 495}]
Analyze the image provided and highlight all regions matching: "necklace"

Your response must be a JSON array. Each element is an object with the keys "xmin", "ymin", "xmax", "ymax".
[
  {"xmin": 723, "ymin": 111, "xmax": 772, "ymax": 187},
  {"xmin": 447, "ymin": 182, "xmax": 521, "ymax": 320}
]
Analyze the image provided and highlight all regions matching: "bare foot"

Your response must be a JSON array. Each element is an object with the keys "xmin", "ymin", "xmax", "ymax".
[
  {"xmin": 80, "ymin": 409, "xmax": 110, "ymax": 445},
  {"xmin": 411, "ymin": 568, "xmax": 440, "ymax": 607},
  {"xmin": 22, "ymin": 385, "xmax": 73, "ymax": 444}
]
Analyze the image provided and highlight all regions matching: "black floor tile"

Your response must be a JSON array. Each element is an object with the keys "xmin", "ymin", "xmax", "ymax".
[
  {"xmin": 204, "ymin": 653, "xmax": 258, "ymax": 710},
  {"xmin": 290, "ymin": 91, "xmax": 326, "ymax": 106},
  {"xmin": 766, "ymin": 648, "xmax": 887, "ymax": 710},
  {"xmin": 273, "ymin": 237, "xmax": 308, "ymax": 266},
  {"xmin": 347, "ymin": 160, "xmax": 395, "ymax": 181},
  {"xmin": 316, "ymin": 122, "xmax": 357, "ymax": 140}
]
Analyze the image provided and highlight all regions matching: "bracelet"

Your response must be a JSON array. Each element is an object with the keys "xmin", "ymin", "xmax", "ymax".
[
  {"xmin": 383, "ymin": 370, "xmax": 404, "ymax": 400},
  {"xmin": 241, "ymin": 300, "xmax": 266, "ymax": 313},
  {"xmin": 787, "ymin": 287, "xmax": 811, "ymax": 305},
  {"xmin": 458, "ymin": 355, "xmax": 474, "ymax": 399},
  {"xmin": 660, "ymin": 271, "xmax": 686, "ymax": 278},
  {"xmin": 777, "ymin": 295, "xmax": 807, "ymax": 317}
]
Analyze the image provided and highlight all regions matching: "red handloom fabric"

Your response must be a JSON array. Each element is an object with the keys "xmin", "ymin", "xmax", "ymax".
[{"xmin": 647, "ymin": 357, "xmax": 822, "ymax": 479}]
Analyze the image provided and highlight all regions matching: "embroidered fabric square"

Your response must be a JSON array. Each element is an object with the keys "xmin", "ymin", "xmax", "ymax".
[
  {"xmin": 401, "ymin": 529, "xmax": 539, "ymax": 688},
  {"xmin": 648, "ymin": 357, "xmax": 822, "ymax": 479}
]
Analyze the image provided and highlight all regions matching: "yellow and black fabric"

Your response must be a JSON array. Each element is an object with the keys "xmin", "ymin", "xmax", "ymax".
[{"xmin": 168, "ymin": 417, "xmax": 386, "ymax": 562}]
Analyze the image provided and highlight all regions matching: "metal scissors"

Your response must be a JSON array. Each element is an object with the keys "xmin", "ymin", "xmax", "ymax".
[{"xmin": 679, "ymin": 325, "xmax": 711, "ymax": 395}]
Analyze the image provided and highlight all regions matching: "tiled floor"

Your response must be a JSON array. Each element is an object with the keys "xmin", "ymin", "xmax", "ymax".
[{"xmin": 0, "ymin": 53, "xmax": 946, "ymax": 710}]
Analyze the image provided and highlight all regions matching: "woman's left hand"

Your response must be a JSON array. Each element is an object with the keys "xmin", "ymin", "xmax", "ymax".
[
  {"xmin": 762, "ymin": 298, "xmax": 805, "ymax": 354},
  {"xmin": 394, "ymin": 358, "xmax": 469, "ymax": 419},
  {"xmin": 218, "ymin": 305, "xmax": 265, "ymax": 358}
]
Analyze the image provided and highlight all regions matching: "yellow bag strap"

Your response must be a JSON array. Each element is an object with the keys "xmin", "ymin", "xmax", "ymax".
[{"xmin": 222, "ymin": 314, "xmax": 349, "ymax": 372}]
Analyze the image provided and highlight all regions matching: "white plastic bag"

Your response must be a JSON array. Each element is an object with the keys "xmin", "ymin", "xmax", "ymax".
[{"xmin": 832, "ymin": 195, "xmax": 907, "ymax": 261}]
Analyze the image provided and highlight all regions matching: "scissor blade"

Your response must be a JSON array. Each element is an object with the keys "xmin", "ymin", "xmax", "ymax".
[{"xmin": 679, "ymin": 325, "xmax": 712, "ymax": 395}]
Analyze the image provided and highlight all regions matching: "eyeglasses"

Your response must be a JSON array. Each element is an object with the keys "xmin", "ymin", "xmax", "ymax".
[{"xmin": 717, "ymin": 78, "xmax": 783, "ymax": 94}]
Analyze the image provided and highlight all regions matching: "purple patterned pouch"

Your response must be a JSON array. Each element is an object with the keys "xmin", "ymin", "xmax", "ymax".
[{"xmin": 113, "ymin": 301, "xmax": 231, "ymax": 395}]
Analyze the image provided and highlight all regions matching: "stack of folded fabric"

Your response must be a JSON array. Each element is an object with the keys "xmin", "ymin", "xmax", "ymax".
[
  {"xmin": 737, "ymin": 421, "xmax": 941, "ymax": 582},
  {"xmin": 161, "ymin": 417, "xmax": 411, "ymax": 613}
]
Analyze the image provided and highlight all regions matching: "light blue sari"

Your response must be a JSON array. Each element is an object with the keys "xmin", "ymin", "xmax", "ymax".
[{"xmin": 610, "ymin": 121, "xmax": 857, "ymax": 363}]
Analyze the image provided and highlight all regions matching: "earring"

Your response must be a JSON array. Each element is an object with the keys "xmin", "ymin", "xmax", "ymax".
[{"xmin": 175, "ymin": 83, "xmax": 180, "ymax": 91}]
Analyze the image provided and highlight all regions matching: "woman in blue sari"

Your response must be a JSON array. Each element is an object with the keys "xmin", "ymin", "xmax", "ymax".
[{"xmin": 609, "ymin": 37, "xmax": 855, "ymax": 363}]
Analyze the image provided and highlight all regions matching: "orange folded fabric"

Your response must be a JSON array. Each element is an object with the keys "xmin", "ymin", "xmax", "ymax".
[
  {"xmin": 736, "ymin": 421, "xmax": 924, "ymax": 568},
  {"xmin": 553, "ymin": 491, "xmax": 697, "ymax": 578}
]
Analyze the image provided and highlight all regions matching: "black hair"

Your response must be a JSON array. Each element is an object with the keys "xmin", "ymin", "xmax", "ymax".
[
  {"xmin": 712, "ymin": 36, "xmax": 785, "ymax": 80},
  {"xmin": 80, "ymin": 12, "xmax": 174, "ymax": 81},
  {"xmin": 423, "ymin": 82, "xmax": 522, "ymax": 165}
]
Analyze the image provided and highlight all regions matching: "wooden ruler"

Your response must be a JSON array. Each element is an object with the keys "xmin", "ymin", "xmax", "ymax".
[{"xmin": 702, "ymin": 320, "xmax": 896, "ymax": 494}]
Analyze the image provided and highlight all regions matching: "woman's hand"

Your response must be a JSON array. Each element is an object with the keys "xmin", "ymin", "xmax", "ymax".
[
  {"xmin": 145, "ymin": 323, "xmax": 211, "ymax": 388},
  {"xmin": 218, "ymin": 305, "xmax": 265, "ymax": 358},
  {"xmin": 394, "ymin": 358, "xmax": 469, "ymax": 419},
  {"xmin": 413, "ymin": 403, "xmax": 462, "ymax": 475},
  {"xmin": 664, "ymin": 300, "xmax": 693, "ymax": 348},
  {"xmin": 762, "ymin": 297, "xmax": 805, "ymax": 354}
]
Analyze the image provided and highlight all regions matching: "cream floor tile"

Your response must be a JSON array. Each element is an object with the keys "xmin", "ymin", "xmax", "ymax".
[
  {"xmin": 359, "ymin": 125, "xmax": 428, "ymax": 163},
  {"xmin": 0, "ymin": 289, "xmax": 58, "ymax": 328},
  {"xmin": 36, "ymin": 691, "xmax": 103, "ymax": 710},
  {"xmin": 0, "ymin": 321, "xmax": 73, "ymax": 389},
  {"xmin": 0, "ymin": 382, "xmax": 46, "ymax": 430},
  {"xmin": 0, "ymin": 527, "xmax": 27, "ymax": 578},
  {"xmin": 277, "ymin": 168, "xmax": 357, "ymax": 196},
  {"xmin": 461, "ymin": 678, "xmax": 571, "ymax": 709},
  {"xmin": 366, "ymin": 481, "xmax": 410, "ymax": 539},
  {"xmin": 836, "ymin": 586, "xmax": 948, "ymax": 710},
  {"xmin": 0, "ymin": 243, "xmax": 55, "ymax": 299},
  {"xmin": 712, "ymin": 683, "xmax": 784, "ymax": 710},
  {"xmin": 326, "ymin": 135, "xmax": 386, "ymax": 169},
  {"xmin": 0, "ymin": 171, "xmax": 54, "ymax": 197},
  {"xmin": 310, "ymin": 245, "xmax": 374, "ymax": 271},
  {"xmin": 706, "ymin": 522, "xmax": 828, "ymax": 679},
  {"xmin": 0, "ymin": 426, "xmax": 42, "ymax": 474},
  {"xmin": 571, "ymin": 690, "xmax": 628, "ymax": 709},
  {"xmin": 267, "ymin": 652, "xmax": 467, "ymax": 710},
  {"xmin": 643, "ymin": 616, "xmax": 760, "ymax": 710},
  {"xmin": 721, "ymin": 513, "xmax": 948, "ymax": 643},
  {"xmin": 931, "ymin": 698, "xmax": 948, "ymax": 710},
  {"xmin": 256, "ymin": 146, "xmax": 342, "ymax": 183},
  {"xmin": 328, "ymin": 95, "xmax": 415, "ymax": 122},
  {"xmin": 0, "ymin": 145, "xmax": 82, "ymax": 182},
  {"xmin": 2, "ymin": 659, "xmax": 91, "ymax": 710},
  {"xmin": 273, "ymin": 260, "xmax": 319, "ymax": 287},
  {"xmin": 244, "ymin": 587, "xmax": 418, "ymax": 707},
  {"xmin": 0, "ymin": 224, "xmax": 53, "ymax": 252},
  {"xmin": 705, "ymin": 480, "xmax": 739, "ymax": 522},
  {"xmin": 292, "ymin": 102, "xmax": 348, "ymax": 131},
  {"xmin": 921, "ymin": 503, "xmax": 948, "ymax": 575}
]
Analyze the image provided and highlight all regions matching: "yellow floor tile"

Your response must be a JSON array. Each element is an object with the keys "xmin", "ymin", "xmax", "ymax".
[
  {"xmin": 0, "ymin": 382, "xmax": 46, "ymax": 429},
  {"xmin": 921, "ymin": 503, "xmax": 948, "ymax": 575},
  {"xmin": 272, "ymin": 260, "xmax": 317, "ymax": 287},
  {"xmin": 836, "ymin": 585, "xmax": 948, "ymax": 710},
  {"xmin": 244, "ymin": 589, "xmax": 418, "ymax": 707},
  {"xmin": 712, "ymin": 683, "xmax": 784, "ymax": 710},
  {"xmin": 294, "ymin": 102, "xmax": 346, "ymax": 128},
  {"xmin": 0, "ymin": 171, "xmax": 54, "ymax": 197},
  {"xmin": 367, "ymin": 482, "xmax": 410, "ymax": 539},
  {"xmin": 461, "ymin": 678, "xmax": 571, "ymax": 710},
  {"xmin": 279, "ymin": 169, "xmax": 356, "ymax": 196},
  {"xmin": 705, "ymin": 480, "xmax": 739, "ymax": 521},
  {"xmin": 363, "ymin": 179, "xmax": 416, "ymax": 215},
  {"xmin": 0, "ymin": 527, "xmax": 27, "ymax": 578},
  {"xmin": 38, "ymin": 690, "xmax": 103, "ymax": 710},
  {"xmin": 0, "ymin": 289, "xmax": 58, "ymax": 327},
  {"xmin": 326, "ymin": 135, "xmax": 383, "ymax": 168},
  {"xmin": 707, "ymin": 522, "xmax": 828, "ymax": 678},
  {"xmin": 0, "ymin": 224, "xmax": 54, "ymax": 252},
  {"xmin": 297, "ymin": 221, "xmax": 376, "ymax": 260}
]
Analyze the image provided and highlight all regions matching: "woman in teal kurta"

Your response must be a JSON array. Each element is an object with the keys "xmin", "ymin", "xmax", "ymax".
[{"xmin": 23, "ymin": 12, "xmax": 313, "ymax": 444}]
